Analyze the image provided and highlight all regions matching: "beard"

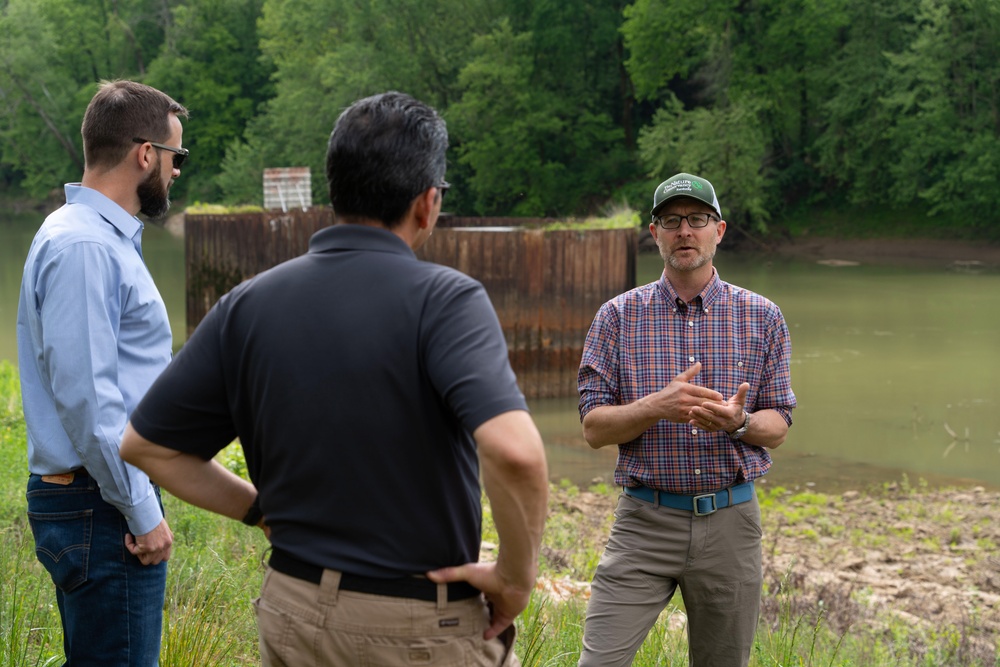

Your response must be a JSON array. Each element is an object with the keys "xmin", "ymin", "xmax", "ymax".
[
  {"xmin": 137, "ymin": 161, "xmax": 171, "ymax": 218},
  {"xmin": 665, "ymin": 246, "xmax": 715, "ymax": 272},
  {"xmin": 656, "ymin": 235, "xmax": 716, "ymax": 272}
]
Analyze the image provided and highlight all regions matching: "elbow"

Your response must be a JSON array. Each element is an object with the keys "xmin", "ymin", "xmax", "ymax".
[
  {"xmin": 119, "ymin": 430, "xmax": 139, "ymax": 465},
  {"xmin": 504, "ymin": 438, "xmax": 548, "ymax": 478},
  {"xmin": 483, "ymin": 431, "xmax": 549, "ymax": 482},
  {"xmin": 582, "ymin": 425, "xmax": 604, "ymax": 450},
  {"xmin": 766, "ymin": 424, "xmax": 790, "ymax": 449},
  {"xmin": 581, "ymin": 415, "xmax": 605, "ymax": 450},
  {"xmin": 582, "ymin": 420, "xmax": 617, "ymax": 450}
]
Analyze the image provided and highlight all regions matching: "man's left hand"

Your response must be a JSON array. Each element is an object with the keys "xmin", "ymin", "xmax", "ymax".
[
  {"xmin": 125, "ymin": 518, "xmax": 173, "ymax": 566},
  {"xmin": 688, "ymin": 382, "xmax": 749, "ymax": 433}
]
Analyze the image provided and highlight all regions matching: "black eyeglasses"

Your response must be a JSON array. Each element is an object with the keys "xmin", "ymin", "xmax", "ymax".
[
  {"xmin": 133, "ymin": 137, "xmax": 189, "ymax": 170},
  {"xmin": 653, "ymin": 212, "xmax": 719, "ymax": 230},
  {"xmin": 436, "ymin": 180, "xmax": 451, "ymax": 198}
]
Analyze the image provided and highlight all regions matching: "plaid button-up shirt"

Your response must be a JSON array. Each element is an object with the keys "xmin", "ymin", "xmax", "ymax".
[{"xmin": 579, "ymin": 270, "xmax": 796, "ymax": 494}]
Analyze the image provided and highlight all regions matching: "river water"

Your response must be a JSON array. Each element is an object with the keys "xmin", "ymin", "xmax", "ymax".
[{"xmin": 3, "ymin": 212, "xmax": 999, "ymax": 492}]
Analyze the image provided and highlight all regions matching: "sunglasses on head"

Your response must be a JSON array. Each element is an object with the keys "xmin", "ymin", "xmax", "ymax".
[{"xmin": 133, "ymin": 137, "xmax": 189, "ymax": 170}]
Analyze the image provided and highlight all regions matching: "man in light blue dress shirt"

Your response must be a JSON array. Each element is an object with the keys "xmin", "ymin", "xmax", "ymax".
[{"xmin": 17, "ymin": 80, "xmax": 189, "ymax": 666}]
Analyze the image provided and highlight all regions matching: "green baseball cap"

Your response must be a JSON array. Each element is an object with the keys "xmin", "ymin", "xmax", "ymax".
[{"xmin": 650, "ymin": 172, "xmax": 722, "ymax": 219}]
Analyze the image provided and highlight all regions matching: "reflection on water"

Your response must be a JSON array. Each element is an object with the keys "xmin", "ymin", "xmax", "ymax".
[{"xmin": 3, "ymin": 212, "xmax": 999, "ymax": 492}]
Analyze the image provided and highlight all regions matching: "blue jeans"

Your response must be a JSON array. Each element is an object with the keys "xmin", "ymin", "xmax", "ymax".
[{"xmin": 26, "ymin": 471, "xmax": 166, "ymax": 667}]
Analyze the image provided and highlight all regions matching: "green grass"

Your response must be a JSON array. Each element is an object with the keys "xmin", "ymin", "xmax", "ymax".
[
  {"xmin": 1, "ymin": 360, "xmax": 997, "ymax": 666},
  {"xmin": 539, "ymin": 207, "xmax": 642, "ymax": 231}
]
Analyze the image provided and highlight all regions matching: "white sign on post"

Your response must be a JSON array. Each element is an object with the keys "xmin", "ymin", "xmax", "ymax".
[{"xmin": 263, "ymin": 167, "xmax": 312, "ymax": 212}]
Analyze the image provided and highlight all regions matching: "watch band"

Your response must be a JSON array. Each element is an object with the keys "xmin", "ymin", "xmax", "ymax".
[{"xmin": 729, "ymin": 410, "xmax": 751, "ymax": 440}]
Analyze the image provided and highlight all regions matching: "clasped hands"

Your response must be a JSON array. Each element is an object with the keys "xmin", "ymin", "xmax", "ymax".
[{"xmin": 648, "ymin": 362, "xmax": 749, "ymax": 434}]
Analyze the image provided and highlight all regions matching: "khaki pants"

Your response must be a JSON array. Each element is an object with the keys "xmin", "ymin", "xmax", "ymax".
[
  {"xmin": 254, "ymin": 567, "xmax": 519, "ymax": 667},
  {"xmin": 579, "ymin": 491, "xmax": 763, "ymax": 667}
]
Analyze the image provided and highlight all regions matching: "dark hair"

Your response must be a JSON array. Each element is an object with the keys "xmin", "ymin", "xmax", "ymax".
[
  {"xmin": 326, "ymin": 91, "xmax": 448, "ymax": 227},
  {"xmin": 82, "ymin": 80, "xmax": 188, "ymax": 170}
]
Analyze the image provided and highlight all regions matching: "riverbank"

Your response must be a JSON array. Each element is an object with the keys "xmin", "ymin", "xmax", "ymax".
[
  {"xmin": 770, "ymin": 235, "xmax": 1000, "ymax": 270},
  {"xmin": 539, "ymin": 483, "xmax": 1000, "ymax": 662}
]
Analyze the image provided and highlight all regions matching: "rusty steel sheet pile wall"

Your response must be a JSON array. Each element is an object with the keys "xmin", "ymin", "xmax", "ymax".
[
  {"xmin": 417, "ymin": 227, "xmax": 636, "ymax": 398},
  {"xmin": 186, "ymin": 212, "xmax": 636, "ymax": 398},
  {"xmin": 184, "ymin": 209, "xmax": 334, "ymax": 336}
]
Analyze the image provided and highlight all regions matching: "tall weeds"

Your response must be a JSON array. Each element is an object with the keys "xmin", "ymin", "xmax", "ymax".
[{"xmin": 0, "ymin": 527, "xmax": 60, "ymax": 666}]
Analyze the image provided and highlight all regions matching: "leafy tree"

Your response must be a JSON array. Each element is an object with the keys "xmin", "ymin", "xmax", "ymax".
[
  {"xmin": 621, "ymin": 0, "xmax": 729, "ymax": 103},
  {"xmin": 881, "ymin": 0, "xmax": 1000, "ymax": 221},
  {"xmin": 448, "ymin": 18, "xmax": 626, "ymax": 216},
  {"xmin": 447, "ymin": 21, "xmax": 566, "ymax": 215},
  {"xmin": 36, "ymin": 0, "xmax": 165, "ymax": 81},
  {"xmin": 2, "ymin": 0, "xmax": 999, "ymax": 233},
  {"xmin": 145, "ymin": 0, "xmax": 274, "ymax": 202},
  {"xmin": 726, "ymin": 0, "xmax": 848, "ymax": 204},
  {"xmin": 638, "ymin": 93, "xmax": 770, "ymax": 231},
  {"xmin": 0, "ymin": 0, "xmax": 84, "ymax": 195},
  {"xmin": 217, "ymin": 0, "xmax": 340, "ymax": 205},
  {"xmin": 812, "ymin": 0, "xmax": 921, "ymax": 206},
  {"xmin": 219, "ymin": 0, "xmax": 498, "ymax": 206},
  {"xmin": 448, "ymin": 0, "xmax": 633, "ymax": 216},
  {"xmin": 0, "ymin": 0, "xmax": 169, "ymax": 196},
  {"xmin": 624, "ymin": 0, "xmax": 848, "ymax": 225}
]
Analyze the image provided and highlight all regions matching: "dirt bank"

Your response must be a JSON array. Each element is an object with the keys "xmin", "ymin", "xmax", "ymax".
[
  {"xmin": 540, "ymin": 484, "xmax": 1000, "ymax": 660},
  {"xmin": 769, "ymin": 236, "xmax": 1000, "ymax": 270}
]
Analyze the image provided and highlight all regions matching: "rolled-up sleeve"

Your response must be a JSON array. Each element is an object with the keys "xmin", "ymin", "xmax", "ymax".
[{"xmin": 578, "ymin": 302, "xmax": 621, "ymax": 420}]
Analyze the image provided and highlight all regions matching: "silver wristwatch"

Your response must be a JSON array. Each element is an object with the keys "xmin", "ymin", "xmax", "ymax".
[{"xmin": 729, "ymin": 411, "xmax": 751, "ymax": 440}]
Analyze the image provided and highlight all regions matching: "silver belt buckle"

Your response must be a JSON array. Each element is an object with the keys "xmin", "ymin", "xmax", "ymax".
[{"xmin": 692, "ymin": 493, "xmax": 717, "ymax": 516}]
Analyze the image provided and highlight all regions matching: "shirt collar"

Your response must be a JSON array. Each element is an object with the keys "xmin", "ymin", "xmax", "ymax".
[
  {"xmin": 308, "ymin": 223, "xmax": 415, "ymax": 257},
  {"xmin": 658, "ymin": 268, "xmax": 723, "ymax": 309},
  {"xmin": 64, "ymin": 183, "xmax": 143, "ymax": 241}
]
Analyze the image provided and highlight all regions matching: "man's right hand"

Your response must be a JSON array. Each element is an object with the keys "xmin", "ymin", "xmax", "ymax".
[
  {"xmin": 125, "ymin": 518, "xmax": 173, "ymax": 566},
  {"xmin": 427, "ymin": 560, "xmax": 532, "ymax": 640},
  {"xmin": 644, "ymin": 362, "xmax": 724, "ymax": 423}
]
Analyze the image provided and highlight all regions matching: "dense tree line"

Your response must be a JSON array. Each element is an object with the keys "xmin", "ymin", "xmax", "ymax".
[{"xmin": 2, "ymin": 0, "xmax": 999, "ymax": 236}]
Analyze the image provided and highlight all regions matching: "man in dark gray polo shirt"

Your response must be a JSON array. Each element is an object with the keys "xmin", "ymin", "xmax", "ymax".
[{"xmin": 120, "ymin": 91, "xmax": 549, "ymax": 666}]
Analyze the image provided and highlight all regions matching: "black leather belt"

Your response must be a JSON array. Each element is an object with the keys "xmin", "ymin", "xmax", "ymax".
[{"xmin": 268, "ymin": 547, "xmax": 480, "ymax": 602}]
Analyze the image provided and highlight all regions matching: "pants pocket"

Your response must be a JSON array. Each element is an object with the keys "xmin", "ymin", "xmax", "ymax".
[
  {"xmin": 27, "ymin": 509, "xmax": 92, "ymax": 593},
  {"xmin": 364, "ymin": 636, "xmax": 468, "ymax": 666},
  {"xmin": 498, "ymin": 623, "xmax": 520, "ymax": 666}
]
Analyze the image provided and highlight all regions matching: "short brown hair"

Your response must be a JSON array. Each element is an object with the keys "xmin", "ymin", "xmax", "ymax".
[{"xmin": 81, "ymin": 80, "xmax": 188, "ymax": 170}]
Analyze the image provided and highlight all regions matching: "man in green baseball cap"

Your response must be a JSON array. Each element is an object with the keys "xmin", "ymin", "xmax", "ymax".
[{"xmin": 577, "ymin": 172, "xmax": 797, "ymax": 667}]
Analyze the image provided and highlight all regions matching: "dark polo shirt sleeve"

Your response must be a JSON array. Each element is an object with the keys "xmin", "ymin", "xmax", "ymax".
[{"xmin": 420, "ymin": 270, "xmax": 525, "ymax": 433}]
